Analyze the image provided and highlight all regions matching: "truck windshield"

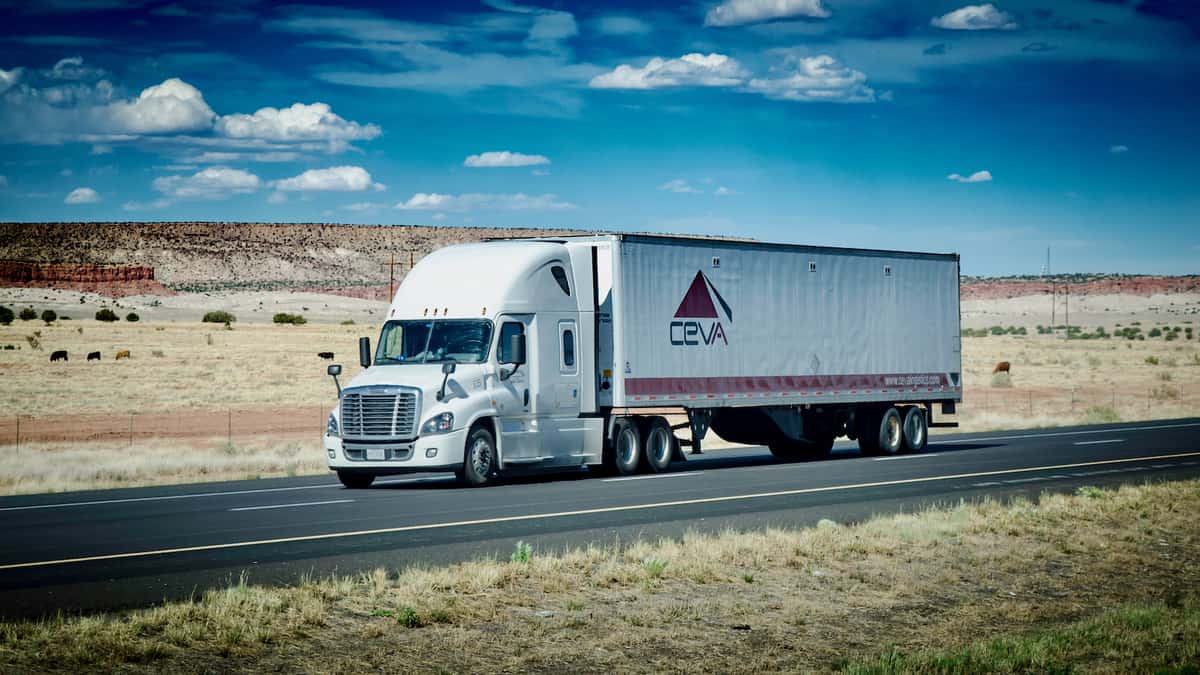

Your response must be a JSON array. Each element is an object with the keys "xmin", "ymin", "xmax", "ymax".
[{"xmin": 375, "ymin": 319, "xmax": 493, "ymax": 364}]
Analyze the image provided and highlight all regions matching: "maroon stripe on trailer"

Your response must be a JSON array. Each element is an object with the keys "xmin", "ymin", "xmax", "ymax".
[{"xmin": 625, "ymin": 373, "xmax": 949, "ymax": 396}]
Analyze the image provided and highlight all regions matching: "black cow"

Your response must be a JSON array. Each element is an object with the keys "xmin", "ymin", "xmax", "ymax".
[
  {"xmin": 50, "ymin": 350, "xmax": 68, "ymax": 362},
  {"xmin": 87, "ymin": 351, "xmax": 101, "ymax": 361},
  {"xmin": 318, "ymin": 351, "xmax": 334, "ymax": 360}
]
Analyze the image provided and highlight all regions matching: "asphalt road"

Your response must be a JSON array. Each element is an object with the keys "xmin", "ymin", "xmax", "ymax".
[{"xmin": 2, "ymin": 418, "xmax": 1199, "ymax": 620}]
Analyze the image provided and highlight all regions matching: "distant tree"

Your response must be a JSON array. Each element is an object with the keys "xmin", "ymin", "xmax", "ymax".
[
  {"xmin": 19, "ymin": 307, "xmax": 37, "ymax": 321},
  {"xmin": 202, "ymin": 310, "xmax": 236, "ymax": 324},
  {"xmin": 0, "ymin": 306, "xmax": 13, "ymax": 326},
  {"xmin": 41, "ymin": 309, "xmax": 57, "ymax": 324},
  {"xmin": 273, "ymin": 312, "xmax": 307, "ymax": 325},
  {"xmin": 125, "ymin": 312, "xmax": 139, "ymax": 322},
  {"xmin": 95, "ymin": 308, "xmax": 119, "ymax": 322}
]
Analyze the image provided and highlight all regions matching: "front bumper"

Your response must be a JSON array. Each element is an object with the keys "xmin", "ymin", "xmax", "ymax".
[{"xmin": 325, "ymin": 427, "xmax": 468, "ymax": 475}]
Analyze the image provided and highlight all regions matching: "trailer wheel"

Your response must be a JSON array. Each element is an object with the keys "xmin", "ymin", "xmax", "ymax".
[
  {"xmin": 461, "ymin": 426, "xmax": 498, "ymax": 487},
  {"xmin": 876, "ymin": 407, "xmax": 903, "ymax": 455},
  {"xmin": 643, "ymin": 417, "xmax": 675, "ymax": 473},
  {"xmin": 337, "ymin": 471, "xmax": 374, "ymax": 489},
  {"xmin": 612, "ymin": 417, "xmax": 643, "ymax": 476},
  {"xmin": 805, "ymin": 430, "xmax": 836, "ymax": 460},
  {"xmin": 855, "ymin": 409, "xmax": 881, "ymax": 455},
  {"xmin": 902, "ymin": 406, "xmax": 928, "ymax": 453}
]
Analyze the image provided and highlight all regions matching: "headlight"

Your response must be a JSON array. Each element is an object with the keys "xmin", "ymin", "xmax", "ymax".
[
  {"xmin": 420, "ymin": 412, "xmax": 454, "ymax": 435},
  {"xmin": 326, "ymin": 412, "xmax": 339, "ymax": 437}
]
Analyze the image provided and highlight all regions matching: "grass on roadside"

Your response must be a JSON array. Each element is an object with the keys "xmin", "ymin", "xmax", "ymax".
[{"xmin": 2, "ymin": 479, "xmax": 1198, "ymax": 673}]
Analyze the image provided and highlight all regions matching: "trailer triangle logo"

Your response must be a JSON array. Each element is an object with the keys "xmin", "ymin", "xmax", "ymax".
[
  {"xmin": 673, "ymin": 271, "xmax": 732, "ymax": 321},
  {"xmin": 670, "ymin": 271, "xmax": 731, "ymax": 346}
]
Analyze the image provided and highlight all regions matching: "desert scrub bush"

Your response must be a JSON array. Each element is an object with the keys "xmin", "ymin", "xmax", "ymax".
[
  {"xmin": 1075, "ymin": 485, "xmax": 1105, "ymax": 499},
  {"xmin": 1157, "ymin": 371, "xmax": 1173, "ymax": 382},
  {"xmin": 125, "ymin": 312, "xmax": 139, "ymax": 322},
  {"xmin": 340, "ymin": 319, "xmax": 355, "ymax": 325},
  {"xmin": 1148, "ymin": 327, "xmax": 1163, "ymax": 338},
  {"xmin": 202, "ymin": 310, "xmax": 236, "ymax": 324},
  {"xmin": 95, "ymin": 308, "xmax": 119, "ymax": 322},
  {"xmin": 1083, "ymin": 406, "xmax": 1120, "ymax": 424},
  {"xmin": 40, "ymin": 309, "xmax": 56, "ymax": 324},
  {"xmin": 989, "ymin": 372, "xmax": 1013, "ymax": 388},
  {"xmin": 273, "ymin": 313, "xmax": 307, "ymax": 325},
  {"xmin": 642, "ymin": 557, "xmax": 668, "ymax": 579},
  {"xmin": 1145, "ymin": 356, "xmax": 1160, "ymax": 365},
  {"xmin": 1149, "ymin": 386, "xmax": 1180, "ymax": 401},
  {"xmin": 19, "ymin": 307, "xmax": 37, "ymax": 321},
  {"xmin": 511, "ymin": 540, "xmax": 533, "ymax": 563},
  {"xmin": 24, "ymin": 332, "xmax": 41, "ymax": 351},
  {"xmin": 0, "ymin": 305, "xmax": 12, "ymax": 325}
]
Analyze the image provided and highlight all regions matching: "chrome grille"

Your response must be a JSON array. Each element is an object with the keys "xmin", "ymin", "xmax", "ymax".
[{"xmin": 341, "ymin": 388, "xmax": 418, "ymax": 439}]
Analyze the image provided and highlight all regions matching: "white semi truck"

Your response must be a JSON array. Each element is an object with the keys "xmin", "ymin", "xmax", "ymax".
[{"xmin": 324, "ymin": 234, "xmax": 962, "ymax": 488}]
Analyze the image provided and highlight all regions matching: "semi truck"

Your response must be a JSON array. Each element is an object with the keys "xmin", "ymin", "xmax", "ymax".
[{"xmin": 324, "ymin": 234, "xmax": 962, "ymax": 488}]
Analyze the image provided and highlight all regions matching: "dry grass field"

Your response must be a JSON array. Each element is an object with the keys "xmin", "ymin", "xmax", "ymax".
[
  {"xmin": 0, "ymin": 315, "xmax": 1197, "ymax": 495},
  {"xmin": 1, "ymin": 479, "xmax": 1196, "ymax": 673}
]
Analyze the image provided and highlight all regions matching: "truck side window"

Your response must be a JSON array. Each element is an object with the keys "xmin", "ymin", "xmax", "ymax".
[
  {"xmin": 551, "ymin": 266, "xmax": 571, "ymax": 296},
  {"xmin": 562, "ymin": 329, "xmax": 575, "ymax": 368},
  {"xmin": 498, "ymin": 322, "xmax": 524, "ymax": 362}
]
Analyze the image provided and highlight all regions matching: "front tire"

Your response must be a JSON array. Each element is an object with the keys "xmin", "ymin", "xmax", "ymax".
[
  {"xmin": 337, "ymin": 471, "xmax": 374, "ymax": 489},
  {"xmin": 643, "ymin": 417, "xmax": 675, "ymax": 473},
  {"xmin": 462, "ymin": 426, "xmax": 498, "ymax": 487}
]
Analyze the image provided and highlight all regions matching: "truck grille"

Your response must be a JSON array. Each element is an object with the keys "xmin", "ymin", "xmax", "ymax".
[{"xmin": 341, "ymin": 389, "xmax": 418, "ymax": 439}]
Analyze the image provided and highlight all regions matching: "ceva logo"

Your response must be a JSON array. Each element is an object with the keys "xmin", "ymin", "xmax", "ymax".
[{"xmin": 670, "ymin": 270, "xmax": 732, "ymax": 346}]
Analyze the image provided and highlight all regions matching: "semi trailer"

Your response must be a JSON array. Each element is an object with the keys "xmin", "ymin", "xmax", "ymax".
[{"xmin": 324, "ymin": 234, "xmax": 962, "ymax": 488}]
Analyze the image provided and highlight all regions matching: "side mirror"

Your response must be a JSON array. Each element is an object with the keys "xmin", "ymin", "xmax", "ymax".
[
  {"xmin": 358, "ymin": 336, "xmax": 371, "ymax": 369},
  {"xmin": 508, "ymin": 333, "xmax": 527, "ymax": 365},
  {"xmin": 437, "ymin": 359, "xmax": 457, "ymax": 401},
  {"xmin": 441, "ymin": 361, "xmax": 456, "ymax": 375},
  {"xmin": 327, "ymin": 363, "xmax": 342, "ymax": 397}
]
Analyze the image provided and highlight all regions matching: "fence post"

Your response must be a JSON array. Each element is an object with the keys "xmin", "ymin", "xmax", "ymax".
[{"xmin": 227, "ymin": 408, "xmax": 232, "ymax": 446}]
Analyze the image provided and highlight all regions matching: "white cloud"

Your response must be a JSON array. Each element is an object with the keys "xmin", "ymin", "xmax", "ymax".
[
  {"xmin": 214, "ymin": 102, "xmax": 381, "ymax": 144},
  {"xmin": 931, "ymin": 4, "xmax": 1018, "ymax": 31},
  {"xmin": 60, "ymin": 168, "xmax": 72, "ymax": 177},
  {"xmin": 590, "ymin": 53, "xmax": 747, "ymax": 90},
  {"xmin": 273, "ymin": 166, "xmax": 383, "ymax": 192},
  {"xmin": 267, "ymin": 191, "xmax": 287, "ymax": 204},
  {"xmin": 714, "ymin": 186, "xmax": 740, "ymax": 196},
  {"xmin": 1109, "ymin": 144, "xmax": 1129, "ymax": 154},
  {"xmin": 947, "ymin": 170, "xmax": 993, "ymax": 183},
  {"xmin": 595, "ymin": 15, "xmax": 652, "ymax": 35},
  {"xmin": 745, "ymin": 54, "xmax": 875, "ymax": 103},
  {"xmin": 0, "ymin": 67, "xmax": 23, "ymax": 94},
  {"xmin": 103, "ymin": 78, "xmax": 217, "ymax": 134},
  {"xmin": 345, "ymin": 201, "xmax": 386, "ymax": 212},
  {"xmin": 705, "ymin": 0, "xmax": 830, "ymax": 27},
  {"xmin": 186, "ymin": 151, "xmax": 302, "ymax": 163},
  {"xmin": 463, "ymin": 151, "xmax": 550, "ymax": 168},
  {"xmin": 660, "ymin": 179, "xmax": 701, "ymax": 194},
  {"xmin": 90, "ymin": 144, "xmax": 113, "ymax": 155},
  {"xmin": 395, "ymin": 192, "xmax": 575, "ymax": 211},
  {"xmin": 153, "ymin": 166, "xmax": 261, "ymax": 199},
  {"xmin": 122, "ymin": 198, "xmax": 171, "ymax": 211},
  {"xmin": 64, "ymin": 187, "xmax": 99, "ymax": 204}
]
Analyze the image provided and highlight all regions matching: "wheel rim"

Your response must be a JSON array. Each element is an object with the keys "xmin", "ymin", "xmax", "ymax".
[
  {"xmin": 470, "ymin": 437, "xmax": 492, "ymax": 477},
  {"xmin": 909, "ymin": 412, "xmax": 925, "ymax": 447},
  {"xmin": 618, "ymin": 427, "xmax": 639, "ymax": 467},
  {"xmin": 648, "ymin": 428, "xmax": 670, "ymax": 466},
  {"xmin": 885, "ymin": 413, "xmax": 901, "ymax": 449}
]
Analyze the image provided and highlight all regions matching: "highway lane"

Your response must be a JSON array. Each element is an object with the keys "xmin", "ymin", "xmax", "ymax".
[{"xmin": 0, "ymin": 418, "xmax": 1198, "ymax": 619}]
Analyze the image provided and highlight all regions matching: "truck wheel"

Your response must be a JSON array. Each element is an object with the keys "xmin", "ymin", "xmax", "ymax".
[
  {"xmin": 902, "ymin": 406, "xmax": 928, "ymax": 453},
  {"xmin": 337, "ymin": 471, "xmax": 374, "ymax": 489},
  {"xmin": 462, "ymin": 426, "xmax": 498, "ymax": 487},
  {"xmin": 643, "ymin": 417, "xmax": 675, "ymax": 473},
  {"xmin": 611, "ymin": 417, "xmax": 643, "ymax": 476},
  {"xmin": 876, "ymin": 407, "xmax": 903, "ymax": 455},
  {"xmin": 805, "ymin": 431, "xmax": 836, "ymax": 460}
]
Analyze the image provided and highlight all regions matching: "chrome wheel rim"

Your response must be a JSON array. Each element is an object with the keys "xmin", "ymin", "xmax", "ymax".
[
  {"xmin": 886, "ymin": 414, "xmax": 901, "ymax": 449},
  {"xmin": 649, "ymin": 428, "xmax": 670, "ymax": 466},
  {"xmin": 618, "ymin": 427, "xmax": 639, "ymax": 467},
  {"xmin": 908, "ymin": 412, "xmax": 925, "ymax": 447},
  {"xmin": 470, "ymin": 437, "xmax": 491, "ymax": 477}
]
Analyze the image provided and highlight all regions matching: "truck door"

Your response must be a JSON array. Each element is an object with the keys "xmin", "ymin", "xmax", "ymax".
[
  {"xmin": 494, "ymin": 315, "xmax": 539, "ymax": 461},
  {"xmin": 542, "ymin": 318, "xmax": 584, "ymax": 458}
]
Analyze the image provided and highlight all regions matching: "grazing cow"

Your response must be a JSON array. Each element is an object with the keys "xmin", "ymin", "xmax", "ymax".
[
  {"xmin": 318, "ymin": 351, "xmax": 334, "ymax": 360},
  {"xmin": 87, "ymin": 351, "xmax": 101, "ymax": 361},
  {"xmin": 992, "ymin": 361, "xmax": 1011, "ymax": 375},
  {"xmin": 50, "ymin": 350, "xmax": 68, "ymax": 362},
  {"xmin": 115, "ymin": 349, "xmax": 131, "ymax": 360}
]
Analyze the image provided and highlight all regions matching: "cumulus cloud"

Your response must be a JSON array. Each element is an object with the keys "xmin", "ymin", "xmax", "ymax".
[
  {"xmin": 704, "ymin": 0, "xmax": 830, "ymax": 27},
  {"xmin": 395, "ymin": 192, "xmax": 575, "ymax": 211},
  {"xmin": 1109, "ymin": 144, "xmax": 1129, "ymax": 154},
  {"xmin": 947, "ymin": 170, "xmax": 993, "ymax": 183},
  {"xmin": 595, "ymin": 15, "xmax": 652, "ymax": 35},
  {"xmin": 745, "ymin": 54, "xmax": 875, "ymax": 103},
  {"xmin": 122, "ymin": 198, "xmax": 171, "ymax": 211},
  {"xmin": 463, "ymin": 151, "xmax": 550, "ymax": 168},
  {"xmin": 931, "ymin": 4, "xmax": 1018, "ymax": 31},
  {"xmin": 102, "ymin": 78, "xmax": 217, "ymax": 135},
  {"xmin": 64, "ymin": 187, "xmax": 99, "ymax": 204},
  {"xmin": 590, "ymin": 53, "xmax": 748, "ymax": 89},
  {"xmin": 272, "ymin": 166, "xmax": 383, "ymax": 192},
  {"xmin": 153, "ymin": 166, "xmax": 261, "ymax": 199},
  {"xmin": 659, "ymin": 179, "xmax": 700, "ymax": 194},
  {"xmin": 214, "ymin": 102, "xmax": 381, "ymax": 144}
]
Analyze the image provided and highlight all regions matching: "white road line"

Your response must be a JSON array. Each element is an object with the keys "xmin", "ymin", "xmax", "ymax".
[
  {"xmin": 0, "ymin": 475, "xmax": 453, "ymax": 513},
  {"xmin": 874, "ymin": 454, "xmax": 940, "ymax": 461},
  {"xmin": 930, "ymin": 421, "xmax": 1200, "ymax": 446},
  {"xmin": 2, "ymin": 449, "xmax": 1197, "ymax": 572},
  {"xmin": 1074, "ymin": 439, "xmax": 1125, "ymax": 446},
  {"xmin": 230, "ymin": 499, "xmax": 354, "ymax": 512},
  {"xmin": 603, "ymin": 472, "xmax": 703, "ymax": 483}
]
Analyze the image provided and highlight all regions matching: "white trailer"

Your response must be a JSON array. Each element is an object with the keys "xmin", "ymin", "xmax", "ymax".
[{"xmin": 324, "ymin": 234, "xmax": 961, "ymax": 487}]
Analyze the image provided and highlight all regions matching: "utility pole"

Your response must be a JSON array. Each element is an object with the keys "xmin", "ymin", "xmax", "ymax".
[
  {"xmin": 1064, "ymin": 283, "xmax": 1070, "ymax": 339},
  {"xmin": 382, "ymin": 252, "xmax": 402, "ymax": 303},
  {"xmin": 1048, "ymin": 247, "xmax": 1055, "ymax": 332}
]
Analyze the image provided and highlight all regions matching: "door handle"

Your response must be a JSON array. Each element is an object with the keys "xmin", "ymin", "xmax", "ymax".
[{"xmin": 523, "ymin": 389, "xmax": 530, "ymax": 407}]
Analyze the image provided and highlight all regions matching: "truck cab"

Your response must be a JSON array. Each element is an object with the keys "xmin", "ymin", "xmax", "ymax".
[{"xmin": 324, "ymin": 240, "xmax": 606, "ymax": 487}]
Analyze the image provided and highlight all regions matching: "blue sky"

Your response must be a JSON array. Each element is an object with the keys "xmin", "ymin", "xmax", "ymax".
[{"xmin": 0, "ymin": 0, "xmax": 1197, "ymax": 275}]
